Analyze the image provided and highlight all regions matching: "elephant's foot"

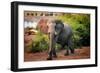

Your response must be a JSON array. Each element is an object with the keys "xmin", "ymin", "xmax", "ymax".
[
  {"xmin": 53, "ymin": 52, "xmax": 57, "ymax": 58},
  {"xmin": 47, "ymin": 57, "xmax": 53, "ymax": 60},
  {"xmin": 70, "ymin": 49, "xmax": 75, "ymax": 54},
  {"xmin": 64, "ymin": 53, "xmax": 69, "ymax": 56},
  {"xmin": 53, "ymin": 55, "xmax": 57, "ymax": 58},
  {"xmin": 64, "ymin": 50, "xmax": 69, "ymax": 56}
]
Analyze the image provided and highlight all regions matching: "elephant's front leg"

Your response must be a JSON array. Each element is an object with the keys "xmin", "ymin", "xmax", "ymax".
[
  {"xmin": 52, "ymin": 43, "xmax": 57, "ymax": 58},
  {"xmin": 47, "ymin": 50, "xmax": 53, "ymax": 60},
  {"xmin": 47, "ymin": 33, "xmax": 55, "ymax": 60}
]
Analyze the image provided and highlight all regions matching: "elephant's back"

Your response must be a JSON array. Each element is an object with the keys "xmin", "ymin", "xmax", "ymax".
[{"xmin": 64, "ymin": 24, "xmax": 73, "ymax": 37}]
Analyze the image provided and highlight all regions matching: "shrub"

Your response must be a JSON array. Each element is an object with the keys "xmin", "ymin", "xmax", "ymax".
[{"xmin": 31, "ymin": 31, "xmax": 49, "ymax": 52}]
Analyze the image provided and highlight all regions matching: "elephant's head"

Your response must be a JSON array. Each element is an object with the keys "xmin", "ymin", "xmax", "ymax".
[{"xmin": 54, "ymin": 20, "xmax": 64, "ymax": 35}]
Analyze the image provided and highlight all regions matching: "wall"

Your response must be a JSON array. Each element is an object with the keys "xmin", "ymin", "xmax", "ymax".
[{"xmin": 0, "ymin": 0, "xmax": 99, "ymax": 73}]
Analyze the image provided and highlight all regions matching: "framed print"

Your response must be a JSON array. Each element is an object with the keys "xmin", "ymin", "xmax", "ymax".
[{"xmin": 11, "ymin": 1, "xmax": 98, "ymax": 71}]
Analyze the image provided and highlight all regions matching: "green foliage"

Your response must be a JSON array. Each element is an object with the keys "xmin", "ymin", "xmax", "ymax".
[
  {"xmin": 55, "ymin": 43, "xmax": 62, "ymax": 51},
  {"xmin": 57, "ymin": 13, "xmax": 90, "ymax": 47},
  {"xmin": 31, "ymin": 31, "xmax": 49, "ymax": 52}
]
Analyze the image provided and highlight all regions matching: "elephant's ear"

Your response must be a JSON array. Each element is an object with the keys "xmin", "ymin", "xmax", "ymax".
[{"xmin": 59, "ymin": 21, "xmax": 64, "ymax": 30}]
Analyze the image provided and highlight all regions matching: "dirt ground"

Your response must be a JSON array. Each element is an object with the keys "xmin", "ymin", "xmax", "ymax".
[{"xmin": 24, "ymin": 47, "xmax": 90, "ymax": 62}]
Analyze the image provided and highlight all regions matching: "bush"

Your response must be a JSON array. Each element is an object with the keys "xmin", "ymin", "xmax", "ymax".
[{"xmin": 31, "ymin": 31, "xmax": 49, "ymax": 52}]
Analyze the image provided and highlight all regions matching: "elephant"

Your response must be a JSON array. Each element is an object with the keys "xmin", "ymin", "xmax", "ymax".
[{"xmin": 47, "ymin": 20, "xmax": 75, "ymax": 60}]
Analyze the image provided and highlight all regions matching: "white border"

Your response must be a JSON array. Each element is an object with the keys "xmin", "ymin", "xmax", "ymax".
[{"xmin": 18, "ymin": 5, "xmax": 96, "ymax": 68}]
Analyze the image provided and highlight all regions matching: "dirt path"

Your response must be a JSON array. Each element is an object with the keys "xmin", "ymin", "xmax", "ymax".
[{"xmin": 24, "ymin": 47, "xmax": 90, "ymax": 62}]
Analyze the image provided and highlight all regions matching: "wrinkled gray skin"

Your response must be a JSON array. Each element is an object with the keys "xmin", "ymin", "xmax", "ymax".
[{"xmin": 47, "ymin": 20, "xmax": 74, "ymax": 60}]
